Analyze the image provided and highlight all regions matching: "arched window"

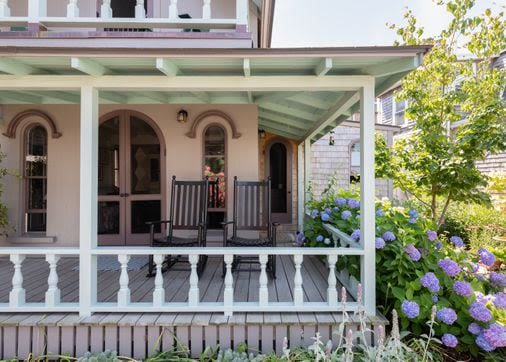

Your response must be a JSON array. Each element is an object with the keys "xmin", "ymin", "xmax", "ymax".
[
  {"xmin": 350, "ymin": 141, "xmax": 360, "ymax": 184},
  {"xmin": 24, "ymin": 125, "xmax": 48, "ymax": 232},
  {"xmin": 203, "ymin": 125, "xmax": 226, "ymax": 228}
]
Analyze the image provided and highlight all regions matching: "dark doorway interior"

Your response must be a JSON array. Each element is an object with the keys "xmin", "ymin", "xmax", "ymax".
[
  {"xmin": 111, "ymin": 0, "xmax": 147, "ymax": 18},
  {"xmin": 270, "ymin": 143, "xmax": 287, "ymax": 213}
]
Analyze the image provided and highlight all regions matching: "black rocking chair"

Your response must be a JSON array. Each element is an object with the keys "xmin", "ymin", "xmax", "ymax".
[
  {"xmin": 146, "ymin": 176, "xmax": 209, "ymax": 277},
  {"xmin": 222, "ymin": 176, "xmax": 278, "ymax": 278}
]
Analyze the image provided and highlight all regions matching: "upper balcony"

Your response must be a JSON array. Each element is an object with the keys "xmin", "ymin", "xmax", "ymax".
[{"xmin": 0, "ymin": 0, "xmax": 263, "ymax": 49}]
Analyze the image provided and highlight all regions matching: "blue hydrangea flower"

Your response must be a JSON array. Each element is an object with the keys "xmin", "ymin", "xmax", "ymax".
[
  {"xmin": 375, "ymin": 237, "xmax": 385, "ymax": 249},
  {"xmin": 408, "ymin": 218, "xmax": 417, "ymax": 224},
  {"xmin": 351, "ymin": 229, "xmax": 360, "ymax": 241},
  {"xmin": 427, "ymin": 230, "xmax": 437, "ymax": 241},
  {"xmin": 453, "ymin": 281, "xmax": 473, "ymax": 297},
  {"xmin": 450, "ymin": 236, "xmax": 464, "ymax": 248},
  {"xmin": 478, "ymin": 248, "xmax": 496, "ymax": 266},
  {"xmin": 441, "ymin": 333, "xmax": 458, "ymax": 348},
  {"xmin": 341, "ymin": 210, "xmax": 352, "ymax": 220},
  {"xmin": 324, "ymin": 238, "xmax": 331, "ymax": 245},
  {"xmin": 494, "ymin": 292, "xmax": 506, "ymax": 309},
  {"xmin": 324, "ymin": 207, "xmax": 332, "ymax": 214},
  {"xmin": 469, "ymin": 302, "xmax": 492, "ymax": 322},
  {"xmin": 420, "ymin": 272, "xmax": 440, "ymax": 293},
  {"xmin": 404, "ymin": 244, "xmax": 421, "ymax": 261},
  {"xmin": 382, "ymin": 231, "xmax": 396, "ymax": 241},
  {"xmin": 408, "ymin": 209, "xmax": 418, "ymax": 218},
  {"xmin": 483, "ymin": 323, "xmax": 506, "ymax": 349},
  {"xmin": 333, "ymin": 207, "xmax": 339, "ymax": 212},
  {"xmin": 310, "ymin": 209, "xmax": 319, "ymax": 219},
  {"xmin": 295, "ymin": 231, "xmax": 305, "ymax": 247},
  {"xmin": 468, "ymin": 323, "xmax": 482, "ymax": 335},
  {"xmin": 435, "ymin": 241, "xmax": 443, "ymax": 250},
  {"xmin": 436, "ymin": 307, "xmax": 457, "ymax": 325},
  {"xmin": 401, "ymin": 300, "xmax": 419, "ymax": 319},
  {"xmin": 438, "ymin": 258, "xmax": 461, "ymax": 277},
  {"xmin": 321, "ymin": 213, "xmax": 330, "ymax": 222},
  {"xmin": 432, "ymin": 295, "xmax": 438, "ymax": 303},
  {"xmin": 476, "ymin": 333, "xmax": 495, "ymax": 352},
  {"xmin": 335, "ymin": 197, "xmax": 346, "ymax": 206},
  {"xmin": 316, "ymin": 235, "xmax": 324, "ymax": 242},
  {"xmin": 490, "ymin": 272, "xmax": 506, "ymax": 288},
  {"xmin": 355, "ymin": 214, "xmax": 360, "ymax": 220},
  {"xmin": 347, "ymin": 199, "xmax": 360, "ymax": 209},
  {"xmin": 375, "ymin": 208, "xmax": 385, "ymax": 217}
]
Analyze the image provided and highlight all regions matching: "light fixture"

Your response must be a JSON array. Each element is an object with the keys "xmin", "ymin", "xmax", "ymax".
[
  {"xmin": 177, "ymin": 109, "xmax": 188, "ymax": 123},
  {"xmin": 329, "ymin": 130, "xmax": 335, "ymax": 146},
  {"xmin": 258, "ymin": 129, "xmax": 266, "ymax": 139}
]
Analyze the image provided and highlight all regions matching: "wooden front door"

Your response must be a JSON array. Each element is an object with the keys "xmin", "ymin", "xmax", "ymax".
[
  {"xmin": 266, "ymin": 140, "xmax": 292, "ymax": 224},
  {"xmin": 98, "ymin": 111, "xmax": 165, "ymax": 246}
]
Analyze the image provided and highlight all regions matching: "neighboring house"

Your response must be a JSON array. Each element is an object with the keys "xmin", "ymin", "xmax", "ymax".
[{"xmin": 0, "ymin": 0, "xmax": 429, "ymax": 359}]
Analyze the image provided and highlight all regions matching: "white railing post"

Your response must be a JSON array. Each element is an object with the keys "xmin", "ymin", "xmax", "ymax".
[
  {"xmin": 101, "ymin": 0, "xmax": 112, "ymax": 18},
  {"xmin": 235, "ymin": 0, "xmax": 248, "ymax": 30},
  {"xmin": 67, "ymin": 0, "xmax": 79, "ymax": 18},
  {"xmin": 79, "ymin": 86, "xmax": 99, "ymax": 318},
  {"xmin": 118, "ymin": 254, "xmax": 131, "ymax": 307},
  {"xmin": 9, "ymin": 254, "xmax": 25, "ymax": 307},
  {"xmin": 28, "ymin": 0, "xmax": 46, "ymax": 23},
  {"xmin": 135, "ymin": 0, "xmax": 145, "ymax": 19},
  {"xmin": 152, "ymin": 254, "xmax": 165, "ymax": 307},
  {"xmin": 168, "ymin": 0, "xmax": 178, "ymax": 20},
  {"xmin": 258, "ymin": 254, "xmax": 268, "ymax": 306},
  {"xmin": 360, "ymin": 79, "xmax": 376, "ymax": 316},
  {"xmin": 0, "ymin": 0, "xmax": 10, "ymax": 17},
  {"xmin": 223, "ymin": 254, "xmax": 234, "ymax": 316},
  {"xmin": 188, "ymin": 254, "xmax": 200, "ymax": 306},
  {"xmin": 202, "ymin": 0, "xmax": 211, "ymax": 19},
  {"xmin": 45, "ymin": 254, "xmax": 61, "ymax": 307},
  {"xmin": 293, "ymin": 254, "xmax": 303, "ymax": 306},
  {"xmin": 327, "ymin": 254, "xmax": 338, "ymax": 307}
]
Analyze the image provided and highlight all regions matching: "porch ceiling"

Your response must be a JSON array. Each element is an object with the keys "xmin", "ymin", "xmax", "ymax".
[{"xmin": 0, "ymin": 46, "xmax": 429, "ymax": 142}]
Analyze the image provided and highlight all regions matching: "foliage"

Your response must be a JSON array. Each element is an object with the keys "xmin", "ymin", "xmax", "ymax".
[
  {"xmin": 0, "ymin": 147, "xmax": 11, "ymax": 236},
  {"xmin": 78, "ymin": 350, "xmax": 121, "ymax": 362},
  {"xmin": 377, "ymin": 0, "xmax": 506, "ymax": 226}
]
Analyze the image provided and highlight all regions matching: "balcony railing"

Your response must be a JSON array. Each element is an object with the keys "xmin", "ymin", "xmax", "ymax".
[{"xmin": 0, "ymin": 0, "xmax": 248, "ymax": 32}]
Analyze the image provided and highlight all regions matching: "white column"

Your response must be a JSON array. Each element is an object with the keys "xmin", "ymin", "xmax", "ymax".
[
  {"xmin": 293, "ymin": 254, "xmax": 303, "ymax": 306},
  {"xmin": 45, "ymin": 254, "xmax": 61, "ymax": 307},
  {"xmin": 304, "ymin": 139, "xmax": 311, "ymax": 210},
  {"xmin": 202, "ymin": 0, "xmax": 211, "ymax": 19},
  {"xmin": 188, "ymin": 254, "xmax": 200, "ymax": 307},
  {"xmin": 9, "ymin": 254, "xmax": 25, "ymax": 307},
  {"xmin": 135, "ymin": 0, "xmax": 145, "ymax": 19},
  {"xmin": 67, "ymin": 0, "xmax": 79, "ymax": 18},
  {"xmin": 118, "ymin": 254, "xmax": 131, "ymax": 307},
  {"xmin": 223, "ymin": 254, "xmax": 234, "ymax": 316},
  {"xmin": 152, "ymin": 254, "xmax": 165, "ymax": 307},
  {"xmin": 0, "ymin": 0, "xmax": 10, "ymax": 17},
  {"xmin": 235, "ymin": 0, "xmax": 248, "ymax": 28},
  {"xmin": 327, "ymin": 254, "xmax": 338, "ymax": 307},
  {"xmin": 168, "ymin": 0, "xmax": 178, "ymax": 20},
  {"xmin": 360, "ymin": 80, "xmax": 376, "ymax": 316},
  {"xmin": 258, "ymin": 254, "xmax": 268, "ymax": 306},
  {"xmin": 297, "ymin": 143, "xmax": 304, "ymax": 231},
  {"xmin": 28, "ymin": 0, "xmax": 46, "ymax": 23},
  {"xmin": 101, "ymin": 0, "xmax": 112, "ymax": 18},
  {"xmin": 79, "ymin": 86, "xmax": 99, "ymax": 317}
]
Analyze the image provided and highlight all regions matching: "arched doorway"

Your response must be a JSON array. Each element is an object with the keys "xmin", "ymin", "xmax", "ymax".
[
  {"xmin": 265, "ymin": 140, "xmax": 292, "ymax": 224},
  {"xmin": 98, "ymin": 110, "xmax": 165, "ymax": 246}
]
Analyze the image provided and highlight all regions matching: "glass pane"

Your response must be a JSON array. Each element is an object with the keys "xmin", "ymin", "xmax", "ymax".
[
  {"xmin": 130, "ymin": 117, "xmax": 161, "ymax": 195},
  {"xmin": 98, "ymin": 201, "xmax": 120, "ymax": 235},
  {"xmin": 270, "ymin": 143, "xmax": 287, "ymax": 213},
  {"xmin": 99, "ymin": 117, "xmax": 120, "ymax": 196},
  {"xmin": 131, "ymin": 200, "xmax": 161, "ymax": 234},
  {"xmin": 27, "ymin": 178, "xmax": 46, "ymax": 210},
  {"xmin": 26, "ymin": 126, "xmax": 47, "ymax": 177},
  {"xmin": 204, "ymin": 126, "xmax": 226, "ymax": 211},
  {"xmin": 26, "ymin": 213, "xmax": 46, "ymax": 232},
  {"xmin": 204, "ymin": 126, "xmax": 225, "ymax": 156}
]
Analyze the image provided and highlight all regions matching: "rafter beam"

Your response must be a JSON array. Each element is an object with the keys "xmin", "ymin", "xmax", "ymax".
[
  {"xmin": 258, "ymin": 120, "xmax": 303, "ymax": 139},
  {"xmin": 259, "ymin": 115, "xmax": 307, "ymax": 132},
  {"xmin": 254, "ymin": 91, "xmax": 301, "ymax": 104},
  {"xmin": 191, "ymin": 91, "xmax": 210, "ymax": 103},
  {"xmin": 0, "ymin": 91, "xmax": 42, "ymax": 103},
  {"xmin": 259, "ymin": 110, "xmax": 310, "ymax": 130},
  {"xmin": 288, "ymin": 93, "xmax": 334, "ymax": 110},
  {"xmin": 24, "ymin": 91, "xmax": 80, "ymax": 103},
  {"xmin": 210, "ymin": 94, "xmax": 250, "ymax": 104},
  {"xmin": 259, "ymin": 102, "xmax": 319, "ymax": 121},
  {"xmin": 243, "ymin": 58, "xmax": 251, "ymax": 77},
  {"xmin": 363, "ymin": 56, "xmax": 420, "ymax": 77},
  {"xmin": 315, "ymin": 58, "xmax": 333, "ymax": 76},
  {"xmin": 71, "ymin": 58, "xmax": 108, "ymax": 76},
  {"xmin": 0, "ymin": 58, "xmax": 38, "ymax": 75},
  {"xmin": 247, "ymin": 91, "xmax": 253, "ymax": 103},
  {"xmin": 99, "ymin": 91, "xmax": 127, "ymax": 104},
  {"xmin": 156, "ymin": 58, "xmax": 180, "ymax": 77}
]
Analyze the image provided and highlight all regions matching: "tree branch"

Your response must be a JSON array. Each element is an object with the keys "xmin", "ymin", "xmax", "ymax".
[{"xmin": 438, "ymin": 192, "xmax": 453, "ymax": 227}]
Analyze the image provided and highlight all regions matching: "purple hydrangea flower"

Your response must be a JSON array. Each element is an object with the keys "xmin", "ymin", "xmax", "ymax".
[
  {"xmin": 321, "ymin": 213, "xmax": 330, "ymax": 222},
  {"xmin": 375, "ymin": 237, "xmax": 385, "ymax": 249},
  {"xmin": 441, "ymin": 333, "xmax": 458, "ymax": 348},
  {"xmin": 295, "ymin": 231, "xmax": 305, "ymax": 247},
  {"xmin": 475, "ymin": 292, "xmax": 493, "ymax": 304},
  {"xmin": 435, "ymin": 241, "xmax": 443, "ymax": 250},
  {"xmin": 490, "ymin": 272, "xmax": 506, "ymax": 288},
  {"xmin": 382, "ymin": 231, "xmax": 396, "ymax": 241},
  {"xmin": 408, "ymin": 209, "xmax": 418, "ymax": 218},
  {"xmin": 470, "ymin": 262, "xmax": 479, "ymax": 273},
  {"xmin": 468, "ymin": 323, "xmax": 482, "ymax": 335},
  {"xmin": 408, "ymin": 218, "xmax": 417, "ymax": 224},
  {"xmin": 453, "ymin": 281, "xmax": 473, "ymax": 297},
  {"xmin": 432, "ymin": 295, "xmax": 438, "ymax": 303},
  {"xmin": 341, "ymin": 210, "xmax": 352, "ymax": 220},
  {"xmin": 494, "ymin": 292, "xmax": 506, "ymax": 309},
  {"xmin": 376, "ymin": 208, "xmax": 385, "ymax": 217},
  {"xmin": 401, "ymin": 300, "xmax": 420, "ymax": 319},
  {"xmin": 335, "ymin": 197, "xmax": 347, "ymax": 206},
  {"xmin": 450, "ymin": 236, "xmax": 464, "ymax": 248},
  {"xmin": 324, "ymin": 207, "xmax": 331, "ymax": 214},
  {"xmin": 347, "ymin": 199, "xmax": 360, "ymax": 209},
  {"xmin": 483, "ymin": 323, "xmax": 506, "ymax": 348},
  {"xmin": 438, "ymin": 258, "xmax": 461, "ymax": 277},
  {"xmin": 310, "ymin": 209, "xmax": 319, "ymax": 219},
  {"xmin": 351, "ymin": 229, "xmax": 360, "ymax": 241},
  {"xmin": 316, "ymin": 235, "xmax": 324, "ymax": 242},
  {"xmin": 404, "ymin": 244, "xmax": 421, "ymax": 261},
  {"xmin": 436, "ymin": 307, "xmax": 457, "ymax": 325},
  {"xmin": 427, "ymin": 230, "xmax": 437, "ymax": 241},
  {"xmin": 476, "ymin": 333, "xmax": 495, "ymax": 352},
  {"xmin": 420, "ymin": 272, "xmax": 440, "ymax": 293},
  {"xmin": 478, "ymin": 248, "xmax": 496, "ymax": 266},
  {"xmin": 469, "ymin": 302, "xmax": 492, "ymax": 322}
]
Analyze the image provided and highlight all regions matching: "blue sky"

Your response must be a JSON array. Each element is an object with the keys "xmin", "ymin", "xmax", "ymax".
[{"xmin": 271, "ymin": 0, "xmax": 502, "ymax": 47}]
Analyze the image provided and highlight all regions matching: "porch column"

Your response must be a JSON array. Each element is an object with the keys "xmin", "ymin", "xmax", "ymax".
[
  {"xmin": 297, "ymin": 143, "xmax": 304, "ymax": 231},
  {"xmin": 359, "ymin": 80, "xmax": 376, "ymax": 315},
  {"xmin": 303, "ymin": 138, "xmax": 311, "ymax": 209},
  {"xmin": 79, "ymin": 86, "xmax": 99, "ymax": 317}
]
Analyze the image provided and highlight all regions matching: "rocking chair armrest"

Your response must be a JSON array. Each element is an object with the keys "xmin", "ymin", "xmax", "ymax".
[
  {"xmin": 146, "ymin": 220, "xmax": 172, "ymax": 226},
  {"xmin": 221, "ymin": 221, "xmax": 235, "ymax": 226},
  {"xmin": 221, "ymin": 221, "xmax": 235, "ymax": 246},
  {"xmin": 146, "ymin": 220, "xmax": 172, "ymax": 246}
]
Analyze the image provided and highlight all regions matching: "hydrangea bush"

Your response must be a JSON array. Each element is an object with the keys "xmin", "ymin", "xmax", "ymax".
[{"xmin": 304, "ymin": 188, "xmax": 506, "ymax": 356}]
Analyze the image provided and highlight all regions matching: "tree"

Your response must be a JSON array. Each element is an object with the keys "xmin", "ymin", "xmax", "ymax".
[{"xmin": 376, "ymin": 0, "xmax": 506, "ymax": 226}]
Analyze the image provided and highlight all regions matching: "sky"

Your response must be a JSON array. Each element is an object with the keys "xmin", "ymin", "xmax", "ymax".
[{"xmin": 271, "ymin": 0, "xmax": 503, "ymax": 48}]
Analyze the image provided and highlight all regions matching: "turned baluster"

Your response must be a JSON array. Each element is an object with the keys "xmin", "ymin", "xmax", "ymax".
[
  {"xmin": 67, "ymin": 0, "xmax": 79, "ymax": 18},
  {"xmin": 293, "ymin": 254, "xmax": 303, "ymax": 306},
  {"xmin": 223, "ymin": 254, "xmax": 234, "ymax": 315},
  {"xmin": 9, "ymin": 254, "xmax": 25, "ymax": 307},
  {"xmin": 258, "ymin": 254, "xmax": 268, "ymax": 306},
  {"xmin": 169, "ymin": 0, "xmax": 178, "ymax": 20},
  {"xmin": 45, "ymin": 254, "xmax": 61, "ymax": 307},
  {"xmin": 202, "ymin": 0, "xmax": 211, "ymax": 19},
  {"xmin": 135, "ymin": 0, "xmax": 145, "ymax": 19},
  {"xmin": 101, "ymin": 0, "xmax": 112, "ymax": 18},
  {"xmin": 152, "ymin": 254, "xmax": 165, "ymax": 307},
  {"xmin": 0, "ymin": 0, "xmax": 10, "ymax": 17},
  {"xmin": 188, "ymin": 254, "xmax": 200, "ymax": 306},
  {"xmin": 327, "ymin": 254, "xmax": 338, "ymax": 307},
  {"xmin": 117, "ymin": 254, "xmax": 131, "ymax": 307}
]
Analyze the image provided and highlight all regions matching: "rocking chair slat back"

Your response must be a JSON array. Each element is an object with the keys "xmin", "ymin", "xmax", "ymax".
[
  {"xmin": 233, "ymin": 177, "xmax": 271, "ymax": 232},
  {"xmin": 169, "ymin": 176, "xmax": 208, "ymax": 231}
]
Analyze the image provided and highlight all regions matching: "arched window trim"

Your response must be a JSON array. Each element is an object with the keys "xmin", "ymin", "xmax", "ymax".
[
  {"xmin": 3, "ymin": 109, "xmax": 61, "ymax": 139},
  {"xmin": 23, "ymin": 123, "xmax": 48, "ymax": 234},
  {"xmin": 187, "ymin": 110, "xmax": 241, "ymax": 139}
]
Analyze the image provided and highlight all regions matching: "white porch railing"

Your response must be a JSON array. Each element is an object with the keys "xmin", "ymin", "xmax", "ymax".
[
  {"xmin": 0, "ymin": 246, "xmax": 371, "ymax": 316},
  {"xmin": 0, "ymin": 0, "xmax": 248, "ymax": 31}
]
